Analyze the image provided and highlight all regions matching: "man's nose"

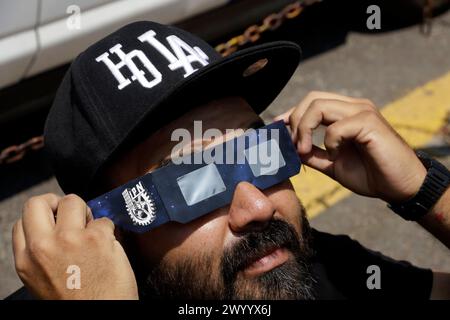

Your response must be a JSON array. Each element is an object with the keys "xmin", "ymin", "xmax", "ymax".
[{"xmin": 228, "ymin": 181, "xmax": 276, "ymax": 233}]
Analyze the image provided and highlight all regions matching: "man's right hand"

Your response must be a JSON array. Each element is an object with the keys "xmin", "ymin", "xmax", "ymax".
[{"xmin": 12, "ymin": 193, "xmax": 138, "ymax": 300}]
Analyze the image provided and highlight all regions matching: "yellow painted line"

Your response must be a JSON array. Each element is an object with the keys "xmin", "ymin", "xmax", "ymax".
[{"xmin": 290, "ymin": 71, "xmax": 450, "ymax": 219}]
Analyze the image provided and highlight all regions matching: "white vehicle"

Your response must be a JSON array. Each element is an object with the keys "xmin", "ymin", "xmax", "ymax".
[{"xmin": 0, "ymin": 0, "xmax": 231, "ymax": 90}]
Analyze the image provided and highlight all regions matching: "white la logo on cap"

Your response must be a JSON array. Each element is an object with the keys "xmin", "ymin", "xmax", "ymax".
[{"xmin": 96, "ymin": 30, "xmax": 210, "ymax": 90}]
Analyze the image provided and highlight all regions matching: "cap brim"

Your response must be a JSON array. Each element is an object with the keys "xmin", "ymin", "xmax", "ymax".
[
  {"xmin": 88, "ymin": 41, "xmax": 301, "ymax": 196},
  {"xmin": 163, "ymin": 40, "xmax": 301, "ymax": 114},
  {"xmin": 127, "ymin": 41, "xmax": 301, "ymax": 142}
]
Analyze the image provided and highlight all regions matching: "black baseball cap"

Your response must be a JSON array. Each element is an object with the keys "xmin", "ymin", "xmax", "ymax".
[{"xmin": 44, "ymin": 21, "xmax": 301, "ymax": 199}]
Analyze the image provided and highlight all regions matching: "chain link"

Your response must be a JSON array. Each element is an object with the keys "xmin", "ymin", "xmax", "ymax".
[
  {"xmin": 0, "ymin": 135, "xmax": 44, "ymax": 165},
  {"xmin": 215, "ymin": 0, "xmax": 321, "ymax": 57},
  {"xmin": 420, "ymin": 0, "xmax": 434, "ymax": 36}
]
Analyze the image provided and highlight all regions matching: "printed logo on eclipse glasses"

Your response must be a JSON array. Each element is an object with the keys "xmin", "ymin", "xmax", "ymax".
[{"xmin": 122, "ymin": 181, "xmax": 156, "ymax": 226}]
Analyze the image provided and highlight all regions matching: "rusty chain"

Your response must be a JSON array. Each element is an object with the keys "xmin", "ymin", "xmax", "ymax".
[
  {"xmin": 215, "ymin": 0, "xmax": 322, "ymax": 57},
  {"xmin": 0, "ymin": 136, "xmax": 44, "ymax": 165},
  {"xmin": 421, "ymin": 0, "xmax": 434, "ymax": 36}
]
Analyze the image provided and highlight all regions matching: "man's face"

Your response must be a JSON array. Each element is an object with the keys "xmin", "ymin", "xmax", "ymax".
[{"xmin": 103, "ymin": 97, "xmax": 315, "ymax": 299}]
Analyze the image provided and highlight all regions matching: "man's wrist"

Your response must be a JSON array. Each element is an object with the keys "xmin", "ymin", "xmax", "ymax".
[
  {"xmin": 388, "ymin": 152, "xmax": 450, "ymax": 221},
  {"xmin": 401, "ymin": 159, "xmax": 428, "ymax": 202},
  {"xmin": 419, "ymin": 184, "xmax": 450, "ymax": 250}
]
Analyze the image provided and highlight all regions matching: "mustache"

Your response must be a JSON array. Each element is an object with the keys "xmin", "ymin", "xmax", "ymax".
[
  {"xmin": 221, "ymin": 219, "xmax": 303, "ymax": 283},
  {"xmin": 138, "ymin": 217, "xmax": 315, "ymax": 300}
]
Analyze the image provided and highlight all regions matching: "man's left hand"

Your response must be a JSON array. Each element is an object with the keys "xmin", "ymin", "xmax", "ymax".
[{"xmin": 275, "ymin": 91, "xmax": 426, "ymax": 203}]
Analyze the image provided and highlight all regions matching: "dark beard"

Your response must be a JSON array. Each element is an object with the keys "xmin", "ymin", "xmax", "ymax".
[{"xmin": 137, "ymin": 218, "xmax": 316, "ymax": 300}]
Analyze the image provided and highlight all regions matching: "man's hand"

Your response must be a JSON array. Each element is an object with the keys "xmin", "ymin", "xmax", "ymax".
[
  {"xmin": 276, "ymin": 91, "xmax": 450, "ymax": 299},
  {"xmin": 12, "ymin": 193, "xmax": 138, "ymax": 300},
  {"xmin": 276, "ymin": 91, "xmax": 427, "ymax": 203}
]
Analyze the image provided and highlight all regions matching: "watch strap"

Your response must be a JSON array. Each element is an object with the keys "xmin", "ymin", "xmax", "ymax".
[{"xmin": 388, "ymin": 152, "xmax": 450, "ymax": 221}]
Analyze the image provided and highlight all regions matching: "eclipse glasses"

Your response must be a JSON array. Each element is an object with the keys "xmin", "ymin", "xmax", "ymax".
[{"xmin": 88, "ymin": 121, "xmax": 301, "ymax": 233}]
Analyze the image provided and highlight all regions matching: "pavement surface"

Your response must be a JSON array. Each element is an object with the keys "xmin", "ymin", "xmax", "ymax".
[{"xmin": 1, "ymin": 4, "xmax": 450, "ymax": 299}]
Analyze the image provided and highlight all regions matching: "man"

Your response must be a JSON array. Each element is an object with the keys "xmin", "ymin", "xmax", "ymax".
[{"xmin": 8, "ymin": 21, "xmax": 450, "ymax": 300}]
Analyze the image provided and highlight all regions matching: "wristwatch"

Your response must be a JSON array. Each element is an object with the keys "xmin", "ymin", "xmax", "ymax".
[{"xmin": 388, "ymin": 151, "xmax": 450, "ymax": 221}]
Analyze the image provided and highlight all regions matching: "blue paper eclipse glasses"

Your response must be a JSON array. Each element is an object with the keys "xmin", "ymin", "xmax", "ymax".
[{"xmin": 88, "ymin": 121, "xmax": 301, "ymax": 233}]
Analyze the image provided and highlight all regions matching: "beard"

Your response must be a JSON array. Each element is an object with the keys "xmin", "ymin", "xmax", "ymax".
[{"xmin": 136, "ymin": 217, "xmax": 316, "ymax": 300}]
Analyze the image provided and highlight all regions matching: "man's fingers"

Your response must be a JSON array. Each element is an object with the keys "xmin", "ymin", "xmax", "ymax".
[
  {"xmin": 297, "ymin": 99, "xmax": 374, "ymax": 154},
  {"xmin": 12, "ymin": 219, "xmax": 29, "ymax": 280},
  {"xmin": 274, "ymin": 91, "xmax": 374, "ymax": 125},
  {"xmin": 22, "ymin": 194, "xmax": 60, "ymax": 240},
  {"xmin": 323, "ymin": 111, "xmax": 382, "ymax": 160},
  {"xmin": 56, "ymin": 194, "xmax": 89, "ymax": 230},
  {"xmin": 297, "ymin": 91, "xmax": 375, "ymax": 111},
  {"xmin": 86, "ymin": 206, "xmax": 94, "ymax": 224},
  {"xmin": 12, "ymin": 219, "xmax": 26, "ymax": 255},
  {"xmin": 301, "ymin": 145, "xmax": 335, "ymax": 177},
  {"xmin": 273, "ymin": 107, "xmax": 294, "ymax": 123},
  {"xmin": 87, "ymin": 217, "xmax": 115, "ymax": 238}
]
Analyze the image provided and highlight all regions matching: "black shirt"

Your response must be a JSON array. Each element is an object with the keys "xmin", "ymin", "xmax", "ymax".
[
  {"xmin": 5, "ymin": 229, "xmax": 433, "ymax": 300},
  {"xmin": 311, "ymin": 229, "xmax": 432, "ymax": 299}
]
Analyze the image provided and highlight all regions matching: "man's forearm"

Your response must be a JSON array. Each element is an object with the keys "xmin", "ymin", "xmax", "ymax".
[{"xmin": 419, "ymin": 186, "xmax": 450, "ymax": 249}]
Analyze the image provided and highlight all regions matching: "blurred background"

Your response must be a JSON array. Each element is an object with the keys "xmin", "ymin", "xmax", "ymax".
[{"xmin": 1, "ymin": 0, "xmax": 450, "ymax": 298}]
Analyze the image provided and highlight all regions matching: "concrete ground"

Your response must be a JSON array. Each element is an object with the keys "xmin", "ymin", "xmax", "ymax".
[{"xmin": 1, "ymin": 5, "xmax": 450, "ymax": 299}]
